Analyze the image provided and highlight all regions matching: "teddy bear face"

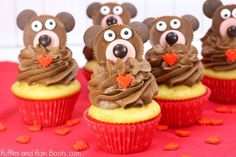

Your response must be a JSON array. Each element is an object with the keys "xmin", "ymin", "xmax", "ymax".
[
  {"xmin": 149, "ymin": 16, "xmax": 194, "ymax": 48},
  {"xmin": 83, "ymin": 22, "xmax": 149, "ymax": 65},
  {"xmin": 17, "ymin": 10, "xmax": 75, "ymax": 49},
  {"xmin": 212, "ymin": 5, "xmax": 236, "ymax": 38},
  {"xmin": 87, "ymin": 2, "xmax": 137, "ymax": 27},
  {"xmin": 94, "ymin": 25, "xmax": 143, "ymax": 64}
]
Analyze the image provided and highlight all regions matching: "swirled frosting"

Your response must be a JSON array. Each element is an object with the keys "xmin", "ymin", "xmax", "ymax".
[
  {"xmin": 88, "ymin": 58, "xmax": 158, "ymax": 109},
  {"xmin": 17, "ymin": 45, "xmax": 78, "ymax": 86},
  {"xmin": 201, "ymin": 29, "xmax": 236, "ymax": 71},
  {"xmin": 145, "ymin": 44, "xmax": 204, "ymax": 87}
]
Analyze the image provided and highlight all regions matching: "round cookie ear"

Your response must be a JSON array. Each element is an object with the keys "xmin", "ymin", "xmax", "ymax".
[
  {"xmin": 203, "ymin": 0, "xmax": 223, "ymax": 18},
  {"xmin": 122, "ymin": 3, "xmax": 137, "ymax": 18},
  {"xmin": 83, "ymin": 25, "xmax": 103, "ymax": 49},
  {"xmin": 16, "ymin": 9, "xmax": 37, "ymax": 30},
  {"xmin": 87, "ymin": 2, "xmax": 101, "ymax": 19},
  {"xmin": 182, "ymin": 15, "xmax": 200, "ymax": 31},
  {"xmin": 129, "ymin": 22, "xmax": 150, "ymax": 43},
  {"xmin": 143, "ymin": 17, "xmax": 156, "ymax": 29},
  {"xmin": 56, "ymin": 12, "xmax": 75, "ymax": 32}
]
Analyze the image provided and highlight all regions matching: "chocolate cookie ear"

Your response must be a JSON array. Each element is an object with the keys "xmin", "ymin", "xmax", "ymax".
[
  {"xmin": 56, "ymin": 12, "xmax": 75, "ymax": 32},
  {"xmin": 83, "ymin": 25, "xmax": 103, "ymax": 49},
  {"xmin": 17, "ymin": 9, "xmax": 37, "ymax": 30},
  {"xmin": 87, "ymin": 2, "xmax": 101, "ymax": 19},
  {"xmin": 182, "ymin": 15, "xmax": 200, "ymax": 31},
  {"xmin": 122, "ymin": 3, "xmax": 137, "ymax": 18},
  {"xmin": 129, "ymin": 22, "xmax": 149, "ymax": 43},
  {"xmin": 203, "ymin": 0, "xmax": 223, "ymax": 18},
  {"xmin": 143, "ymin": 17, "xmax": 156, "ymax": 29}
]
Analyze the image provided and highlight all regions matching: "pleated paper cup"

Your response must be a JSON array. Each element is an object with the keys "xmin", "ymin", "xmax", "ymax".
[
  {"xmin": 84, "ymin": 111, "xmax": 161, "ymax": 154},
  {"xmin": 202, "ymin": 76, "xmax": 236, "ymax": 104},
  {"xmin": 14, "ymin": 92, "xmax": 79, "ymax": 127},
  {"xmin": 155, "ymin": 88, "xmax": 210, "ymax": 128}
]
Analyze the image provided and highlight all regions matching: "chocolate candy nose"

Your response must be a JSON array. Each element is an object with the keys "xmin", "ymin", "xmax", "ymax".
[
  {"xmin": 106, "ymin": 16, "xmax": 118, "ymax": 26},
  {"xmin": 39, "ymin": 35, "xmax": 51, "ymax": 47},
  {"xmin": 113, "ymin": 44, "xmax": 128, "ymax": 59},
  {"xmin": 165, "ymin": 32, "xmax": 178, "ymax": 46},
  {"xmin": 227, "ymin": 26, "xmax": 236, "ymax": 38}
]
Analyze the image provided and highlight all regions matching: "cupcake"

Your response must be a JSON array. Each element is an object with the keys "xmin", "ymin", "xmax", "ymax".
[
  {"xmin": 11, "ymin": 10, "xmax": 80, "ymax": 127},
  {"xmin": 83, "ymin": 23, "xmax": 161, "ymax": 154},
  {"xmin": 145, "ymin": 15, "xmax": 210, "ymax": 128},
  {"xmin": 82, "ymin": 2, "xmax": 137, "ymax": 80},
  {"xmin": 201, "ymin": 0, "xmax": 236, "ymax": 103}
]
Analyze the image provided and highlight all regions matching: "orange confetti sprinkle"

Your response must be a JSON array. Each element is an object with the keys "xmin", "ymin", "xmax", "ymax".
[
  {"xmin": 157, "ymin": 124, "xmax": 169, "ymax": 131},
  {"xmin": 54, "ymin": 127, "xmax": 71, "ymax": 136},
  {"xmin": 27, "ymin": 124, "xmax": 42, "ymax": 132},
  {"xmin": 116, "ymin": 74, "xmax": 133, "ymax": 88},
  {"xmin": 73, "ymin": 140, "xmax": 89, "ymax": 151},
  {"xmin": 175, "ymin": 129, "xmax": 191, "ymax": 137},
  {"xmin": 66, "ymin": 118, "xmax": 80, "ymax": 127},
  {"xmin": 164, "ymin": 142, "xmax": 180, "ymax": 151},
  {"xmin": 16, "ymin": 135, "xmax": 31, "ymax": 144},
  {"xmin": 205, "ymin": 136, "xmax": 220, "ymax": 145},
  {"xmin": 0, "ymin": 123, "xmax": 6, "ymax": 132}
]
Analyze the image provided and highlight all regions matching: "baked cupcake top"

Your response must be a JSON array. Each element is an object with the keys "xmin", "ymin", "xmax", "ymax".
[
  {"xmin": 144, "ymin": 15, "xmax": 203, "ymax": 87},
  {"xmin": 16, "ymin": 9, "xmax": 78, "ymax": 86},
  {"xmin": 84, "ymin": 23, "xmax": 157, "ymax": 109},
  {"xmin": 201, "ymin": 0, "xmax": 236, "ymax": 71}
]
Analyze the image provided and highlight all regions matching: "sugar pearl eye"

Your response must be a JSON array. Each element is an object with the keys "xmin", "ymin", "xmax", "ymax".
[
  {"xmin": 221, "ymin": 9, "xmax": 231, "ymax": 19},
  {"xmin": 104, "ymin": 30, "xmax": 116, "ymax": 42},
  {"xmin": 120, "ymin": 28, "xmax": 132, "ymax": 40},
  {"xmin": 113, "ymin": 6, "xmax": 123, "ymax": 15},
  {"xmin": 156, "ymin": 21, "xmax": 167, "ymax": 32},
  {"xmin": 100, "ymin": 6, "xmax": 110, "ymax": 15},
  {"xmin": 45, "ymin": 19, "xmax": 56, "ymax": 30},
  {"xmin": 31, "ymin": 20, "xmax": 42, "ymax": 32},
  {"xmin": 170, "ymin": 19, "xmax": 181, "ymax": 29},
  {"xmin": 232, "ymin": 8, "xmax": 236, "ymax": 18}
]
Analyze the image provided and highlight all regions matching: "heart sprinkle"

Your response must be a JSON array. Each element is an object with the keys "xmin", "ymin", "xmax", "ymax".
[
  {"xmin": 38, "ymin": 54, "xmax": 52, "ymax": 68},
  {"xmin": 162, "ymin": 52, "xmax": 179, "ymax": 67},
  {"xmin": 116, "ymin": 74, "xmax": 134, "ymax": 89},
  {"xmin": 225, "ymin": 49, "xmax": 236, "ymax": 62}
]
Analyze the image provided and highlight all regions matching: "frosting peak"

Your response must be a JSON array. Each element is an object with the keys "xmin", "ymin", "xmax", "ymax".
[
  {"xmin": 146, "ymin": 44, "xmax": 204, "ymax": 87},
  {"xmin": 88, "ymin": 58, "xmax": 157, "ymax": 109},
  {"xmin": 17, "ymin": 45, "xmax": 78, "ymax": 86}
]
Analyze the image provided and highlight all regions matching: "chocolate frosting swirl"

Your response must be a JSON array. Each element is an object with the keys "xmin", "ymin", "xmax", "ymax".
[
  {"xmin": 145, "ymin": 44, "xmax": 204, "ymax": 87},
  {"xmin": 88, "ymin": 58, "xmax": 158, "ymax": 110},
  {"xmin": 201, "ymin": 29, "xmax": 236, "ymax": 71},
  {"xmin": 17, "ymin": 45, "xmax": 78, "ymax": 86}
]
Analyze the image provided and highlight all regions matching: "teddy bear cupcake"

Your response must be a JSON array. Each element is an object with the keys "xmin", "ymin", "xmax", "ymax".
[
  {"xmin": 11, "ymin": 10, "xmax": 80, "ymax": 127},
  {"xmin": 144, "ymin": 15, "xmax": 210, "ymax": 128},
  {"xmin": 82, "ymin": 2, "xmax": 137, "ymax": 80},
  {"xmin": 83, "ymin": 23, "xmax": 161, "ymax": 154},
  {"xmin": 201, "ymin": 0, "xmax": 236, "ymax": 103}
]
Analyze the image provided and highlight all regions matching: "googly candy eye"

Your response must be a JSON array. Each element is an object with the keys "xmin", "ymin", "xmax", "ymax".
[
  {"xmin": 104, "ymin": 30, "xmax": 116, "ymax": 42},
  {"xmin": 31, "ymin": 20, "xmax": 42, "ymax": 32},
  {"xmin": 156, "ymin": 21, "xmax": 167, "ymax": 32}
]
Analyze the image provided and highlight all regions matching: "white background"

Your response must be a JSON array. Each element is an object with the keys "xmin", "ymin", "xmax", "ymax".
[{"xmin": 0, "ymin": 0, "xmax": 234, "ymax": 67}]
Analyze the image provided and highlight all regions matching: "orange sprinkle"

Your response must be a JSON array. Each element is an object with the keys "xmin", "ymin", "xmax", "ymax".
[
  {"xmin": 205, "ymin": 136, "xmax": 220, "ymax": 145},
  {"xmin": 175, "ymin": 129, "xmax": 191, "ymax": 137},
  {"xmin": 73, "ymin": 140, "xmax": 89, "ymax": 151},
  {"xmin": 66, "ymin": 118, "xmax": 80, "ymax": 127},
  {"xmin": 27, "ymin": 124, "xmax": 42, "ymax": 132},
  {"xmin": 157, "ymin": 124, "xmax": 169, "ymax": 131},
  {"xmin": 54, "ymin": 127, "xmax": 71, "ymax": 136},
  {"xmin": 16, "ymin": 135, "xmax": 31, "ymax": 144},
  {"xmin": 0, "ymin": 123, "xmax": 6, "ymax": 132},
  {"xmin": 164, "ymin": 142, "xmax": 180, "ymax": 151}
]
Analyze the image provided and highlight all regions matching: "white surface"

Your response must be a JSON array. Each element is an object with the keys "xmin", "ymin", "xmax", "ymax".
[{"xmin": 0, "ymin": 0, "xmax": 233, "ymax": 65}]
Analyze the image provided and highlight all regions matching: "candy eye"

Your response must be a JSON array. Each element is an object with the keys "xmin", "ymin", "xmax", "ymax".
[
  {"xmin": 120, "ymin": 28, "xmax": 132, "ymax": 40},
  {"xmin": 221, "ymin": 9, "xmax": 231, "ymax": 19},
  {"xmin": 31, "ymin": 20, "xmax": 42, "ymax": 32},
  {"xmin": 156, "ymin": 21, "xmax": 167, "ymax": 32},
  {"xmin": 232, "ymin": 8, "xmax": 236, "ymax": 18},
  {"xmin": 170, "ymin": 19, "xmax": 181, "ymax": 29},
  {"xmin": 104, "ymin": 30, "xmax": 116, "ymax": 42},
  {"xmin": 45, "ymin": 19, "xmax": 56, "ymax": 30},
  {"xmin": 100, "ymin": 6, "xmax": 110, "ymax": 15},
  {"xmin": 113, "ymin": 6, "xmax": 123, "ymax": 15}
]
